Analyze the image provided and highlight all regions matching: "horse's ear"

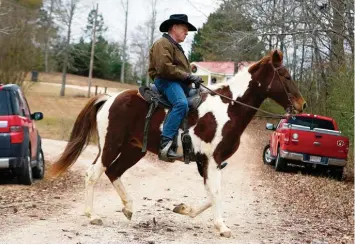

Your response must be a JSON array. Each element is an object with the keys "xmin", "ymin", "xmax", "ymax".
[
  {"xmin": 248, "ymin": 61, "xmax": 261, "ymax": 74},
  {"xmin": 271, "ymin": 50, "xmax": 283, "ymax": 66}
]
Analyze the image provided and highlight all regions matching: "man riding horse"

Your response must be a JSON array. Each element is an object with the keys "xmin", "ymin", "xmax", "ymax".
[{"xmin": 148, "ymin": 14, "xmax": 202, "ymax": 161}]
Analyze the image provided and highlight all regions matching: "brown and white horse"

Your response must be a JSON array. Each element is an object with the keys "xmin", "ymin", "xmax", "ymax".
[{"xmin": 48, "ymin": 50, "xmax": 306, "ymax": 238}]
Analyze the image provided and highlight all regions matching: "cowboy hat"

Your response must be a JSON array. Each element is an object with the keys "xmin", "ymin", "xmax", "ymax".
[{"xmin": 159, "ymin": 14, "xmax": 197, "ymax": 32}]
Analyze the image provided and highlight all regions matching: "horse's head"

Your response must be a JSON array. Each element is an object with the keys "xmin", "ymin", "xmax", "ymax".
[{"xmin": 248, "ymin": 50, "xmax": 306, "ymax": 113}]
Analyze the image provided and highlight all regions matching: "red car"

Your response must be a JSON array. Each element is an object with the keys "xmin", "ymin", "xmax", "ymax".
[
  {"xmin": 0, "ymin": 84, "xmax": 44, "ymax": 185},
  {"xmin": 263, "ymin": 113, "xmax": 349, "ymax": 180}
]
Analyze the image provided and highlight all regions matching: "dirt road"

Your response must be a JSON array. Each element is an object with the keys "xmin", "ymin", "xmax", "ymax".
[{"xmin": 0, "ymin": 122, "xmax": 353, "ymax": 244}]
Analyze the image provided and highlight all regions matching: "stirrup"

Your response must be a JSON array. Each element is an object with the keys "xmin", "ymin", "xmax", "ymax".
[{"xmin": 159, "ymin": 141, "xmax": 181, "ymax": 162}]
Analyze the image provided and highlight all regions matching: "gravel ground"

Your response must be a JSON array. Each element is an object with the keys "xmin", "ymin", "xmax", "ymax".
[{"xmin": 0, "ymin": 119, "xmax": 353, "ymax": 244}]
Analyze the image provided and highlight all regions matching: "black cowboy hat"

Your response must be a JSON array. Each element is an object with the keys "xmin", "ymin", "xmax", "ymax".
[{"xmin": 159, "ymin": 14, "xmax": 197, "ymax": 32}]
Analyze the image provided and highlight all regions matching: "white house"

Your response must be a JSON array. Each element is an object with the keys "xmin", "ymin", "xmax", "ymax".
[{"xmin": 190, "ymin": 61, "xmax": 235, "ymax": 86}]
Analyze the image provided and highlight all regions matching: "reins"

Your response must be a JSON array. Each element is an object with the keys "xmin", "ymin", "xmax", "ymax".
[{"xmin": 198, "ymin": 64, "xmax": 295, "ymax": 119}]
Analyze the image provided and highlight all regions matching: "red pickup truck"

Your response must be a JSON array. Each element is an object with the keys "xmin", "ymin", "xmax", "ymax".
[{"xmin": 263, "ymin": 113, "xmax": 349, "ymax": 180}]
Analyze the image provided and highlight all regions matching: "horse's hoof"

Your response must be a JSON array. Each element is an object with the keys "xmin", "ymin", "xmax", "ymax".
[
  {"xmin": 90, "ymin": 218, "xmax": 103, "ymax": 226},
  {"xmin": 220, "ymin": 230, "xmax": 232, "ymax": 238},
  {"xmin": 173, "ymin": 203, "xmax": 190, "ymax": 215},
  {"xmin": 122, "ymin": 207, "xmax": 133, "ymax": 220}
]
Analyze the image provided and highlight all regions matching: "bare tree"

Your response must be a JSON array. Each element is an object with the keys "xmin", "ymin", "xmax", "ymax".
[
  {"xmin": 88, "ymin": 3, "xmax": 98, "ymax": 98},
  {"xmin": 131, "ymin": 23, "xmax": 150, "ymax": 79},
  {"xmin": 145, "ymin": 0, "xmax": 159, "ymax": 85},
  {"xmin": 120, "ymin": 0, "xmax": 128, "ymax": 83},
  {"xmin": 0, "ymin": 0, "xmax": 42, "ymax": 85},
  {"xmin": 57, "ymin": 0, "xmax": 81, "ymax": 97},
  {"xmin": 43, "ymin": 0, "xmax": 60, "ymax": 73}
]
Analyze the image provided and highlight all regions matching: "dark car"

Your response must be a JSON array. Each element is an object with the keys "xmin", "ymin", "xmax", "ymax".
[{"xmin": 0, "ymin": 84, "xmax": 44, "ymax": 185}]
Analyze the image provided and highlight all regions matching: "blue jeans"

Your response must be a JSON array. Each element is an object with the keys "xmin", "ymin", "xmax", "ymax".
[{"xmin": 154, "ymin": 79, "xmax": 190, "ymax": 140}]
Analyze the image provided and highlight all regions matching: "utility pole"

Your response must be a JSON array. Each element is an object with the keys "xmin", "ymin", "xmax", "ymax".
[
  {"xmin": 88, "ymin": 3, "xmax": 98, "ymax": 98},
  {"xmin": 120, "ymin": 0, "xmax": 128, "ymax": 83}
]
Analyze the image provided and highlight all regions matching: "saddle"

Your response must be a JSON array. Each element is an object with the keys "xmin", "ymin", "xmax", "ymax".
[
  {"xmin": 138, "ymin": 84, "xmax": 202, "ymax": 110},
  {"xmin": 138, "ymin": 84, "xmax": 203, "ymax": 165}
]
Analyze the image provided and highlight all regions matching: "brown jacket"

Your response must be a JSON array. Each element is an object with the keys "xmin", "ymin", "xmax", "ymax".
[{"xmin": 148, "ymin": 35, "xmax": 191, "ymax": 81}]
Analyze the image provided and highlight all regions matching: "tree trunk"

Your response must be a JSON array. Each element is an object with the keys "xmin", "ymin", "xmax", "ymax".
[
  {"xmin": 88, "ymin": 3, "xmax": 98, "ymax": 98},
  {"xmin": 145, "ymin": 0, "xmax": 157, "ymax": 86},
  {"xmin": 60, "ymin": 1, "xmax": 74, "ymax": 97},
  {"xmin": 120, "ymin": 0, "xmax": 128, "ymax": 83},
  {"xmin": 44, "ymin": 0, "xmax": 54, "ymax": 73},
  {"xmin": 329, "ymin": 0, "xmax": 345, "ymax": 65},
  {"xmin": 292, "ymin": 34, "xmax": 297, "ymax": 81}
]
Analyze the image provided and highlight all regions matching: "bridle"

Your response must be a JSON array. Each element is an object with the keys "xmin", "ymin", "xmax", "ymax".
[
  {"xmin": 198, "ymin": 63, "xmax": 296, "ymax": 118},
  {"xmin": 268, "ymin": 63, "xmax": 295, "ymax": 113}
]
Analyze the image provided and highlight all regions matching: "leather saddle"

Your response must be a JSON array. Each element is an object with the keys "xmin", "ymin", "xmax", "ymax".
[{"xmin": 138, "ymin": 84, "xmax": 202, "ymax": 111}]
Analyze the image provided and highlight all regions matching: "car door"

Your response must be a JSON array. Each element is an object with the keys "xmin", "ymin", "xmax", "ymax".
[{"xmin": 17, "ymin": 90, "xmax": 37, "ymax": 160}]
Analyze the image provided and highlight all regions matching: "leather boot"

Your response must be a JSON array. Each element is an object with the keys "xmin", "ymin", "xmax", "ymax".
[{"xmin": 159, "ymin": 136, "xmax": 182, "ymax": 161}]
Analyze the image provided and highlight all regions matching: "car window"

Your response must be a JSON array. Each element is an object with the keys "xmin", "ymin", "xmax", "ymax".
[
  {"xmin": 10, "ymin": 91, "xmax": 25, "ymax": 117},
  {"xmin": 287, "ymin": 116, "xmax": 335, "ymax": 130},
  {"xmin": 18, "ymin": 90, "xmax": 31, "ymax": 117},
  {"xmin": 0, "ymin": 90, "xmax": 10, "ymax": 115}
]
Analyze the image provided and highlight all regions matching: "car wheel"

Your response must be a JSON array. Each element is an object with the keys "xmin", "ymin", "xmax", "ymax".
[
  {"xmin": 275, "ymin": 148, "xmax": 286, "ymax": 172},
  {"xmin": 329, "ymin": 166, "xmax": 344, "ymax": 181},
  {"xmin": 263, "ymin": 144, "xmax": 275, "ymax": 165},
  {"xmin": 33, "ymin": 149, "xmax": 45, "ymax": 179},
  {"xmin": 19, "ymin": 148, "xmax": 33, "ymax": 185}
]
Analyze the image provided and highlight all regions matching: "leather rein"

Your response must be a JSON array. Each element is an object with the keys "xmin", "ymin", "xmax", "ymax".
[{"xmin": 198, "ymin": 64, "xmax": 295, "ymax": 119}]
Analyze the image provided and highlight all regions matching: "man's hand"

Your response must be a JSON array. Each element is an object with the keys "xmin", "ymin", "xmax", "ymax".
[{"xmin": 185, "ymin": 74, "xmax": 203, "ymax": 86}]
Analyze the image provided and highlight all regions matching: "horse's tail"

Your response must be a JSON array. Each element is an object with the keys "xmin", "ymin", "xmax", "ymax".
[{"xmin": 47, "ymin": 94, "xmax": 110, "ymax": 179}]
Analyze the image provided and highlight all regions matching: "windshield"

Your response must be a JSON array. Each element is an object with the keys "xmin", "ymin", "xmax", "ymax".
[
  {"xmin": 0, "ymin": 90, "xmax": 10, "ymax": 115},
  {"xmin": 287, "ymin": 116, "xmax": 335, "ymax": 130}
]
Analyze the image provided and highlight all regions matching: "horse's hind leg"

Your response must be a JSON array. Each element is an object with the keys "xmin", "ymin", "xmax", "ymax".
[
  {"xmin": 84, "ymin": 150, "xmax": 107, "ymax": 225},
  {"xmin": 105, "ymin": 143, "xmax": 146, "ymax": 221}
]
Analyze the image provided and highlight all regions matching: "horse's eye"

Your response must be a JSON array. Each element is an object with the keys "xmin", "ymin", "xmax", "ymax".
[{"xmin": 285, "ymin": 76, "xmax": 291, "ymax": 80}]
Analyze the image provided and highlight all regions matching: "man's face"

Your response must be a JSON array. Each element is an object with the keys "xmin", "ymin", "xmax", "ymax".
[{"xmin": 172, "ymin": 24, "xmax": 189, "ymax": 43}]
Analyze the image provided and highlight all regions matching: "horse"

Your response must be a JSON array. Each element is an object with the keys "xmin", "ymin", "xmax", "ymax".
[{"xmin": 47, "ymin": 50, "xmax": 306, "ymax": 238}]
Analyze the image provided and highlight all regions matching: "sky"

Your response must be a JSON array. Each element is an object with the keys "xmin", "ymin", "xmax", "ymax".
[{"xmin": 70, "ymin": 0, "xmax": 220, "ymax": 59}]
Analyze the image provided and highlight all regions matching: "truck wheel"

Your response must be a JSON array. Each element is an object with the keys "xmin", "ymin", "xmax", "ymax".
[
  {"xmin": 19, "ymin": 148, "xmax": 33, "ymax": 185},
  {"xmin": 33, "ymin": 149, "xmax": 45, "ymax": 179},
  {"xmin": 275, "ymin": 149, "xmax": 286, "ymax": 172},
  {"xmin": 329, "ymin": 166, "xmax": 344, "ymax": 181},
  {"xmin": 263, "ymin": 144, "xmax": 275, "ymax": 165}
]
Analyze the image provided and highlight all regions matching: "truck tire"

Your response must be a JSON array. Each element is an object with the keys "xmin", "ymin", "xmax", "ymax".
[
  {"xmin": 33, "ymin": 149, "xmax": 45, "ymax": 179},
  {"xmin": 329, "ymin": 166, "xmax": 344, "ymax": 181},
  {"xmin": 263, "ymin": 144, "xmax": 275, "ymax": 165},
  {"xmin": 275, "ymin": 148, "xmax": 286, "ymax": 172},
  {"xmin": 19, "ymin": 148, "xmax": 33, "ymax": 185}
]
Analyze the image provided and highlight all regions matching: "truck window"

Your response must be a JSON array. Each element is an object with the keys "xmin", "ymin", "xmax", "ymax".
[
  {"xmin": 287, "ymin": 116, "xmax": 335, "ymax": 130},
  {"xmin": 0, "ymin": 90, "xmax": 10, "ymax": 115}
]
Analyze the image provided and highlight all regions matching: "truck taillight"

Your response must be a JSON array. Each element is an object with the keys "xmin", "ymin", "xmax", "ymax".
[{"xmin": 10, "ymin": 125, "xmax": 24, "ymax": 143}]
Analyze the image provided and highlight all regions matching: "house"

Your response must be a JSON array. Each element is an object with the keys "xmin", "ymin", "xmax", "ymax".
[
  {"xmin": 190, "ymin": 61, "xmax": 235, "ymax": 86},
  {"xmin": 190, "ymin": 61, "xmax": 255, "ymax": 86}
]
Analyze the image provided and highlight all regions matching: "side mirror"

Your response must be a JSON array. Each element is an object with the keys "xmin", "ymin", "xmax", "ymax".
[
  {"xmin": 31, "ymin": 112, "xmax": 43, "ymax": 121},
  {"xmin": 266, "ymin": 123, "xmax": 275, "ymax": 131}
]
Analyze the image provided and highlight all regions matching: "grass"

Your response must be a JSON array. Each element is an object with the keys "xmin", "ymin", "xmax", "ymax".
[
  {"xmin": 25, "ymin": 72, "xmax": 138, "ymax": 91},
  {"xmin": 25, "ymin": 82, "xmax": 91, "ymax": 141},
  {"xmin": 23, "ymin": 72, "xmax": 139, "ymax": 141}
]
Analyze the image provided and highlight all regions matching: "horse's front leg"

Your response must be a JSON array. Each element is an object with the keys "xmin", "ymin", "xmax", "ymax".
[
  {"xmin": 206, "ymin": 157, "xmax": 231, "ymax": 237},
  {"xmin": 173, "ymin": 200, "xmax": 212, "ymax": 218},
  {"xmin": 173, "ymin": 156, "xmax": 231, "ymax": 237}
]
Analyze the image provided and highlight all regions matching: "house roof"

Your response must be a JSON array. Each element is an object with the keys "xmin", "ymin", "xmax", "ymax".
[{"xmin": 193, "ymin": 61, "xmax": 235, "ymax": 75}]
